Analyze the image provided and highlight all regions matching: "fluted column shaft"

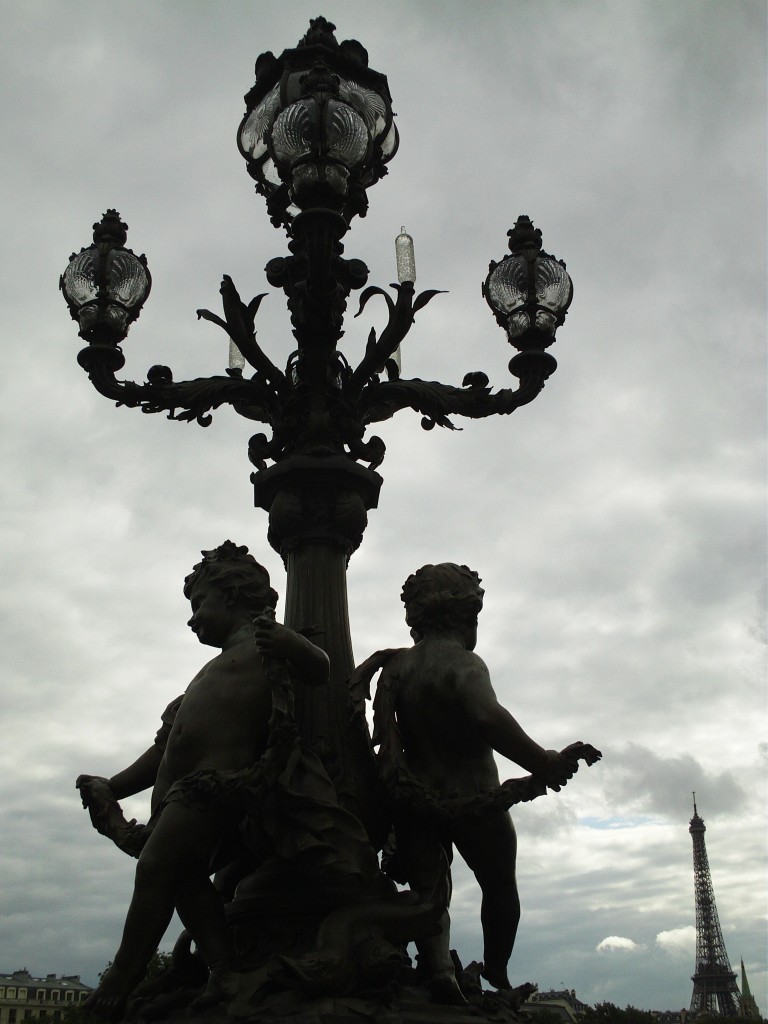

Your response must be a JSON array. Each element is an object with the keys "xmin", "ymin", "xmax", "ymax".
[{"xmin": 252, "ymin": 455, "xmax": 385, "ymax": 843}]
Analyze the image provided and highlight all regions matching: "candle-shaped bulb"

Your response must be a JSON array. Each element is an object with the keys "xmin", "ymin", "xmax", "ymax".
[
  {"xmin": 395, "ymin": 226, "xmax": 416, "ymax": 284},
  {"xmin": 228, "ymin": 338, "xmax": 245, "ymax": 372}
]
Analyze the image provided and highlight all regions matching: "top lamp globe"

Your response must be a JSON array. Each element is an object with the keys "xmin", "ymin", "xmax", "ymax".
[{"xmin": 236, "ymin": 17, "xmax": 398, "ymax": 227}]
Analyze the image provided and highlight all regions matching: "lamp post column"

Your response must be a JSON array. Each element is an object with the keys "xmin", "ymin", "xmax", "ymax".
[{"xmin": 253, "ymin": 454, "xmax": 385, "ymax": 843}]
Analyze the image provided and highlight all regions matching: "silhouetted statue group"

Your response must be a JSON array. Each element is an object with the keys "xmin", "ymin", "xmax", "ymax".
[{"xmin": 77, "ymin": 542, "xmax": 600, "ymax": 1021}]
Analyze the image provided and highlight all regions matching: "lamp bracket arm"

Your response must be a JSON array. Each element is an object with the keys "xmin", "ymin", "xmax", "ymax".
[
  {"xmin": 82, "ymin": 354, "xmax": 277, "ymax": 429},
  {"xmin": 347, "ymin": 282, "xmax": 446, "ymax": 392},
  {"xmin": 358, "ymin": 365, "xmax": 553, "ymax": 431},
  {"xmin": 135, "ymin": 373, "xmax": 277, "ymax": 428},
  {"xmin": 80, "ymin": 356, "xmax": 142, "ymax": 406}
]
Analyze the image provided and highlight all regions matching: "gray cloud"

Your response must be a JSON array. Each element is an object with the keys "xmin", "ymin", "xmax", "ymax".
[{"xmin": 606, "ymin": 745, "xmax": 747, "ymax": 821}]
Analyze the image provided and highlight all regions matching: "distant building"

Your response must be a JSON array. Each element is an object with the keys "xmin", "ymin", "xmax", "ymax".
[
  {"xmin": 0, "ymin": 970, "xmax": 91, "ymax": 1024},
  {"xmin": 651, "ymin": 1010, "xmax": 690, "ymax": 1024},
  {"xmin": 527, "ymin": 988, "xmax": 590, "ymax": 1021}
]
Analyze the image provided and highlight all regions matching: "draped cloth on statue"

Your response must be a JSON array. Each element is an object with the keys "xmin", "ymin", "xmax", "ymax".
[{"xmin": 107, "ymin": 652, "xmax": 380, "ymax": 884}]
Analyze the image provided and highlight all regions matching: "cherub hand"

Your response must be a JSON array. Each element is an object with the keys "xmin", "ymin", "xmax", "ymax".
[
  {"xmin": 76, "ymin": 775, "xmax": 147, "ymax": 857},
  {"xmin": 560, "ymin": 741, "xmax": 602, "ymax": 767},
  {"xmin": 76, "ymin": 774, "xmax": 112, "ymax": 810},
  {"xmin": 536, "ymin": 749, "xmax": 578, "ymax": 792},
  {"xmin": 253, "ymin": 615, "xmax": 297, "ymax": 658},
  {"xmin": 253, "ymin": 615, "xmax": 329, "ymax": 685},
  {"xmin": 76, "ymin": 773, "xmax": 108, "ymax": 788}
]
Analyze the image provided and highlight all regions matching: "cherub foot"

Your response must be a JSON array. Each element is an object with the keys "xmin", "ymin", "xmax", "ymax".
[
  {"xmin": 190, "ymin": 967, "xmax": 241, "ymax": 1009},
  {"xmin": 490, "ymin": 980, "xmax": 538, "ymax": 1017},
  {"xmin": 481, "ymin": 962, "xmax": 511, "ymax": 990},
  {"xmin": 428, "ymin": 969, "xmax": 468, "ymax": 1006},
  {"xmin": 82, "ymin": 971, "xmax": 134, "ymax": 1022}
]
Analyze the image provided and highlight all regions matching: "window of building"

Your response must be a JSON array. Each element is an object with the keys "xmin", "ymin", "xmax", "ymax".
[
  {"xmin": 63, "ymin": 994, "xmax": 73, "ymax": 1004},
  {"xmin": 23, "ymin": 1010, "xmax": 32, "ymax": 1020},
  {"xmin": 9, "ymin": 1010, "xmax": 17, "ymax": 1023},
  {"xmin": 0, "ymin": 988, "xmax": 5, "ymax": 998},
  {"xmin": 53, "ymin": 1013, "xmax": 60, "ymax": 1022},
  {"xmin": 17, "ymin": 993, "xmax": 26, "ymax": 1002},
  {"xmin": 51, "ymin": 993, "xmax": 59, "ymax": 1003},
  {"xmin": 7, "ymin": 990, "xmax": 16, "ymax": 999},
  {"xmin": 35, "ymin": 992, "xmax": 45, "ymax": 1002}
]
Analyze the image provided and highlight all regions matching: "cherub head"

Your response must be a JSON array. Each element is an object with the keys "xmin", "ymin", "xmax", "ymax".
[
  {"xmin": 184, "ymin": 541, "xmax": 278, "ymax": 646},
  {"xmin": 401, "ymin": 562, "xmax": 484, "ymax": 649}
]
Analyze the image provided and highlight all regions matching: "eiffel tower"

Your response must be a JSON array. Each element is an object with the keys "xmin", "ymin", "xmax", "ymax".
[{"xmin": 688, "ymin": 794, "xmax": 741, "ymax": 1015}]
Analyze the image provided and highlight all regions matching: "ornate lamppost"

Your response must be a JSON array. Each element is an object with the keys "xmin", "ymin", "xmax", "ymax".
[{"xmin": 61, "ymin": 14, "xmax": 575, "ymax": 985}]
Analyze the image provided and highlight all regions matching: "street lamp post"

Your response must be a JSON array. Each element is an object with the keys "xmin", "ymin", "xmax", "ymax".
[{"xmin": 60, "ymin": 14, "xmax": 574, "ymax": 1005}]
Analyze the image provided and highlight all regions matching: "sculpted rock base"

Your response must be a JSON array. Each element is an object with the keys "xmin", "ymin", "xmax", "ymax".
[
  {"xmin": 116, "ymin": 863, "xmax": 534, "ymax": 1024},
  {"xmin": 123, "ymin": 937, "xmax": 537, "ymax": 1024}
]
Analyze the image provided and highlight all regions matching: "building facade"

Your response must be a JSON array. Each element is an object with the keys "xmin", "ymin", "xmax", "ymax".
[
  {"xmin": 0, "ymin": 971, "xmax": 91, "ymax": 1024},
  {"xmin": 527, "ymin": 988, "xmax": 590, "ymax": 1021}
]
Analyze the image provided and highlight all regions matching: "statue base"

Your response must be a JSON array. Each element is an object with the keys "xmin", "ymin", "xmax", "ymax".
[{"xmin": 124, "ymin": 954, "xmax": 535, "ymax": 1024}]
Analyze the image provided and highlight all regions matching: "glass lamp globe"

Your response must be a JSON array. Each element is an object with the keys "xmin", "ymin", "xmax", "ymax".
[
  {"xmin": 484, "ymin": 216, "xmax": 572, "ymax": 349},
  {"xmin": 60, "ymin": 210, "xmax": 151, "ymax": 344},
  {"xmin": 237, "ymin": 18, "xmax": 398, "ymax": 224}
]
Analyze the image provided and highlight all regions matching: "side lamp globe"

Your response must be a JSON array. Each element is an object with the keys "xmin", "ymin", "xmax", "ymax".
[
  {"xmin": 483, "ymin": 215, "xmax": 572, "ymax": 378},
  {"xmin": 60, "ymin": 210, "xmax": 151, "ymax": 367}
]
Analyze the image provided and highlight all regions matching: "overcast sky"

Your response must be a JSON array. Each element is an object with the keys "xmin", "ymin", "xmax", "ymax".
[{"xmin": 1, "ymin": 0, "xmax": 765, "ymax": 1013}]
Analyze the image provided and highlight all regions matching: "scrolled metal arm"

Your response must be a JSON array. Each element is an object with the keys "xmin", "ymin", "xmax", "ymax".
[
  {"xmin": 79, "ymin": 349, "xmax": 278, "ymax": 429},
  {"xmin": 357, "ymin": 353, "xmax": 556, "ymax": 431},
  {"xmin": 70, "ymin": 250, "xmax": 559, "ymax": 471},
  {"xmin": 75, "ymin": 272, "xmax": 288, "ymax": 429}
]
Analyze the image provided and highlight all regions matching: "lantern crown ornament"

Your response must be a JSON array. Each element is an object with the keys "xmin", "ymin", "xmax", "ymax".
[
  {"xmin": 483, "ymin": 214, "xmax": 573, "ymax": 353},
  {"xmin": 60, "ymin": 209, "xmax": 151, "ymax": 359},
  {"xmin": 237, "ymin": 16, "xmax": 398, "ymax": 229}
]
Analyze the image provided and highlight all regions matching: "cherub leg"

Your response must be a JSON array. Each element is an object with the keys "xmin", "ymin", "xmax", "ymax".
[
  {"xmin": 394, "ymin": 816, "xmax": 466, "ymax": 1006},
  {"xmin": 455, "ymin": 811, "xmax": 519, "ymax": 989},
  {"xmin": 175, "ymin": 868, "xmax": 242, "ymax": 1008},
  {"xmin": 85, "ymin": 800, "xmax": 232, "ymax": 1018}
]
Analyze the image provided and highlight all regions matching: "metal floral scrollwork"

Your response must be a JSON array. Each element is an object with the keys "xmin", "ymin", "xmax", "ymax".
[
  {"xmin": 64, "ymin": 21, "xmax": 569, "ymax": 483},
  {"xmin": 76, "ymin": 262, "xmax": 557, "ymax": 473}
]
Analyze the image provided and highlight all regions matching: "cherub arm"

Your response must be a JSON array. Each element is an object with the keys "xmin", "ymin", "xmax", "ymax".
[
  {"xmin": 77, "ymin": 692, "xmax": 182, "ymax": 799},
  {"xmin": 457, "ymin": 655, "xmax": 577, "ymax": 787},
  {"xmin": 253, "ymin": 616, "xmax": 330, "ymax": 687},
  {"xmin": 76, "ymin": 749, "xmax": 161, "ymax": 859},
  {"xmin": 75, "ymin": 741, "xmax": 163, "ymax": 801},
  {"xmin": 105, "ymin": 745, "xmax": 164, "ymax": 799}
]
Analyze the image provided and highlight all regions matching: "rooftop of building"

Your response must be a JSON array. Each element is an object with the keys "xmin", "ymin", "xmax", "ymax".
[
  {"xmin": 0, "ymin": 971, "xmax": 91, "ymax": 993},
  {"xmin": 529, "ymin": 989, "xmax": 590, "ymax": 1012}
]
